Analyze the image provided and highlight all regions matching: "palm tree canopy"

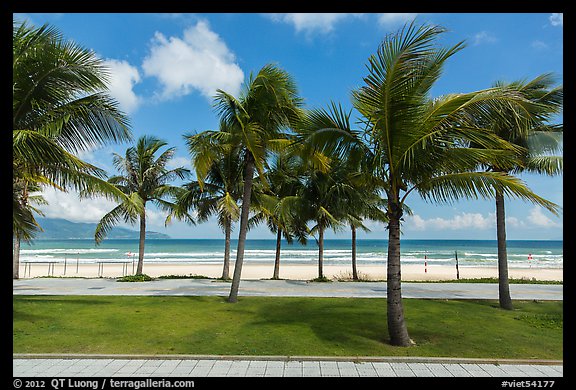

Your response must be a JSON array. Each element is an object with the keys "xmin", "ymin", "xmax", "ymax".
[
  {"xmin": 94, "ymin": 136, "xmax": 190, "ymax": 243},
  {"xmin": 297, "ymin": 23, "xmax": 559, "ymax": 215},
  {"xmin": 491, "ymin": 74, "xmax": 562, "ymax": 142},
  {"xmin": 13, "ymin": 181, "xmax": 48, "ymax": 243},
  {"xmin": 248, "ymin": 151, "xmax": 310, "ymax": 244},
  {"xmin": 489, "ymin": 74, "xmax": 563, "ymax": 177},
  {"xmin": 13, "ymin": 21, "xmax": 131, "ymax": 152},
  {"xmin": 177, "ymin": 138, "xmax": 244, "ymax": 231},
  {"xmin": 13, "ymin": 20, "xmax": 132, "ymax": 240},
  {"xmin": 209, "ymin": 63, "xmax": 304, "ymax": 180}
]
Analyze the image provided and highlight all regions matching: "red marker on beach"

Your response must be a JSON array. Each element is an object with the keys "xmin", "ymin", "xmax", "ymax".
[{"xmin": 424, "ymin": 254, "xmax": 427, "ymax": 273}]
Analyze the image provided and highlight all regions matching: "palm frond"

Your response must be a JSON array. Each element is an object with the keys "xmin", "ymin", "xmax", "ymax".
[
  {"xmin": 351, "ymin": 23, "xmax": 465, "ymax": 176},
  {"xmin": 95, "ymin": 199, "xmax": 140, "ymax": 244},
  {"xmin": 518, "ymin": 156, "xmax": 563, "ymax": 176},
  {"xmin": 218, "ymin": 192, "xmax": 241, "ymax": 222},
  {"xmin": 13, "ymin": 21, "xmax": 132, "ymax": 149},
  {"xmin": 420, "ymin": 171, "xmax": 560, "ymax": 215},
  {"xmin": 185, "ymin": 130, "xmax": 231, "ymax": 188}
]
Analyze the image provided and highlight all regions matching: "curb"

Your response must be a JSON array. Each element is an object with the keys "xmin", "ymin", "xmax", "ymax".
[{"xmin": 13, "ymin": 354, "xmax": 563, "ymax": 366}]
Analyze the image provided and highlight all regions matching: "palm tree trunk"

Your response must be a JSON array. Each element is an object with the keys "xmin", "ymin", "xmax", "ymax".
[
  {"xmin": 13, "ymin": 234, "xmax": 21, "ymax": 279},
  {"xmin": 221, "ymin": 217, "xmax": 231, "ymax": 280},
  {"xmin": 136, "ymin": 210, "xmax": 146, "ymax": 275},
  {"xmin": 386, "ymin": 201, "xmax": 412, "ymax": 346},
  {"xmin": 318, "ymin": 225, "xmax": 324, "ymax": 279},
  {"xmin": 273, "ymin": 228, "xmax": 282, "ymax": 279},
  {"xmin": 13, "ymin": 182, "xmax": 28, "ymax": 280},
  {"xmin": 228, "ymin": 155, "xmax": 255, "ymax": 303},
  {"xmin": 496, "ymin": 189, "xmax": 513, "ymax": 310},
  {"xmin": 351, "ymin": 225, "xmax": 358, "ymax": 281}
]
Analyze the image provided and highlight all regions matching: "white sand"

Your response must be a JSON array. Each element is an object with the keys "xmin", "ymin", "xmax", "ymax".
[{"xmin": 18, "ymin": 261, "xmax": 563, "ymax": 282}]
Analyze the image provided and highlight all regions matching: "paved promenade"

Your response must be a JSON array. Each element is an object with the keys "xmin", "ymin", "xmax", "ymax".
[
  {"xmin": 12, "ymin": 277, "xmax": 563, "ymax": 300},
  {"xmin": 13, "ymin": 356, "xmax": 563, "ymax": 378},
  {"xmin": 13, "ymin": 278, "xmax": 563, "ymax": 379}
]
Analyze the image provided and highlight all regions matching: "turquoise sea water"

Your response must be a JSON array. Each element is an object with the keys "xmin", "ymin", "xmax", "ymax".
[{"xmin": 21, "ymin": 239, "xmax": 563, "ymax": 269}]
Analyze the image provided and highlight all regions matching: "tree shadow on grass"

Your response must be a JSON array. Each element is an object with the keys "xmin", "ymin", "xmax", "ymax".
[
  {"xmin": 247, "ymin": 297, "xmax": 389, "ymax": 350},
  {"xmin": 13, "ymin": 297, "xmax": 113, "ymax": 326},
  {"xmin": 13, "ymin": 296, "xmax": 112, "ymax": 306},
  {"xmin": 13, "ymin": 309, "xmax": 52, "ymax": 323}
]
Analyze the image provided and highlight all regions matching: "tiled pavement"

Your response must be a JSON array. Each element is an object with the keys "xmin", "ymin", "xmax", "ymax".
[{"xmin": 13, "ymin": 358, "xmax": 563, "ymax": 377}]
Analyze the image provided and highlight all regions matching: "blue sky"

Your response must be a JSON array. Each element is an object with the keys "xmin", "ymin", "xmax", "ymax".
[{"xmin": 15, "ymin": 13, "xmax": 564, "ymax": 240}]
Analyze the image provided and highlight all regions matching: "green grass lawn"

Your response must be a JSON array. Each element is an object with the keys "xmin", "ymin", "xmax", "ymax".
[{"xmin": 13, "ymin": 296, "xmax": 562, "ymax": 359}]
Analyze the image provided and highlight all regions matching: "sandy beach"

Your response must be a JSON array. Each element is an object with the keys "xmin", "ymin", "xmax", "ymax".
[{"xmin": 18, "ymin": 261, "xmax": 563, "ymax": 282}]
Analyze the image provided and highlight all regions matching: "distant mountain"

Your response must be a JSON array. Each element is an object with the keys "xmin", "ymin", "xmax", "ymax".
[{"xmin": 35, "ymin": 218, "xmax": 170, "ymax": 240}]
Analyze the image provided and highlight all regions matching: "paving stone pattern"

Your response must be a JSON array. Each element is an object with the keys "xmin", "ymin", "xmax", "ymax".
[{"xmin": 13, "ymin": 358, "xmax": 563, "ymax": 378}]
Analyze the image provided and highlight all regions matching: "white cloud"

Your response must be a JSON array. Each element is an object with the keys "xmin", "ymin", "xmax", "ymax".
[
  {"xmin": 103, "ymin": 59, "xmax": 142, "ymax": 114},
  {"xmin": 377, "ymin": 13, "xmax": 418, "ymax": 27},
  {"xmin": 549, "ymin": 13, "xmax": 563, "ymax": 27},
  {"xmin": 265, "ymin": 13, "xmax": 365, "ymax": 35},
  {"xmin": 473, "ymin": 31, "xmax": 497, "ymax": 45},
  {"xmin": 505, "ymin": 216, "xmax": 522, "ymax": 228},
  {"xmin": 531, "ymin": 40, "xmax": 549, "ymax": 50},
  {"xmin": 37, "ymin": 187, "xmax": 173, "ymax": 231},
  {"xmin": 141, "ymin": 20, "xmax": 244, "ymax": 101},
  {"xmin": 409, "ymin": 214, "xmax": 427, "ymax": 230},
  {"xmin": 265, "ymin": 13, "xmax": 418, "ymax": 35},
  {"xmin": 166, "ymin": 156, "xmax": 192, "ymax": 171},
  {"xmin": 405, "ymin": 206, "xmax": 561, "ymax": 233},
  {"xmin": 527, "ymin": 206, "xmax": 560, "ymax": 227},
  {"xmin": 38, "ymin": 188, "xmax": 118, "ymax": 224},
  {"xmin": 406, "ymin": 212, "xmax": 495, "ymax": 231}
]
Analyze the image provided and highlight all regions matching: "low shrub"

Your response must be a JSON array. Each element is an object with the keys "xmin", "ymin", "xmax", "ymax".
[
  {"xmin": 309, "ymin": 276, "xmax": 332, "ymax": 283},
  {"xmin": 117, "ymin": 274, "xmax": 153, "ymax": 282},
  {"xmin": 157, "ymin": 274, "xmax": 211, "ymax": 280},
  {"xmin": 333, "ymin": 270, "xmax": 378, "ymax": 282}
]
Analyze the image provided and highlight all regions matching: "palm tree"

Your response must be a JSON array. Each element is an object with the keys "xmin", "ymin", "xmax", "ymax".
[
  {"xmin": 299, "ymin": 103, "xmax": 390, "ymax": 280},
  {"xmin": 299, "ymin": 160, "xmax": 354, "ymax": 280},
  {"xmin": 13, "ymin": 181, "xmax": 47, "ymax": 279},
  {"xmin": 298, "ymin": 23, "xmax": 559, "ymax": 346},
  {"xmin": 13, "ymin": 20, "xmax": 132, "ymax": 278},
  {"xmin": 180, "ymin": 136, "xmax": 244, "ymax": 280},
  {"xmin": 477, "ymin": 74, "xmax": 563, "ymax": 310},
  {"xmin": 192, "ymin": 64, "xmax": 303, "ymax": 302},
  {"xmin": 93, "ymin": 136, "xmax": 190, "ymax": 275},
  {"xmin": 345, "ymin": 192, "xmax": 389, "ymax": 281},
  {"xmin": 249, "ymin": 152, "xmax": 308, "ymax": 279}
]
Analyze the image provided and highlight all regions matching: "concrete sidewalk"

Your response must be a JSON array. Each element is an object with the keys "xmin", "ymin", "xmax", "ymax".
[
  {"xmin": 12, "ymin": 277, "xmax": 563, "ymax": 300},
  {"xmin": 13, "ymin": 356, "xmax": 563, "ymax": 377}
]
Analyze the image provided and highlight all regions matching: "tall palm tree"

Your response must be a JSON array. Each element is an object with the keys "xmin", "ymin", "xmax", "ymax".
[
  {"xmin": 299, "ymin": 103, "xmax": 390, "ymax": 280},
  {"xmin": 180, "ymin": 136, "xmax": 244, "ymax": 279},
  {"xmin": 354, "ymin": 23, "xmax": 562, "ymax": 346},
  {"xmin": 477, "ymin": 74, "xmax": 563, "ymax": 310},
  {"xmin": 298, "ymin": 160, "xmax": 353, "ymax": 279},
  {"xmin": 93, "ymin": 136, "xmax": 190, "ymax": 275},
  {"xmin": 344, "ymin": 192, "xmax": 390, "ymax": 281},
  {"xmin": 298, "ymin": 23, "xmax": 559, "ymax": 346},
  {"xmin": 192, "ymin": 64, "xmax": 303, "ymax": 302},
  {"xmin": 13, "ymin": 181, "xmax": 47, "ymax": 279},
  {"xmin": 13, "ymin": 20, "xmax": 132, "ymax": 278},
  {"xmin": 249, "ymin": 152, "xmax": 308, "ymax": 279}
]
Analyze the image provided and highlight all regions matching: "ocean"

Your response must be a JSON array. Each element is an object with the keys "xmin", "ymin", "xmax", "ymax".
[{"xmin": 20, "ymin": 239, "xmax": 563, "ymax": 269}]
